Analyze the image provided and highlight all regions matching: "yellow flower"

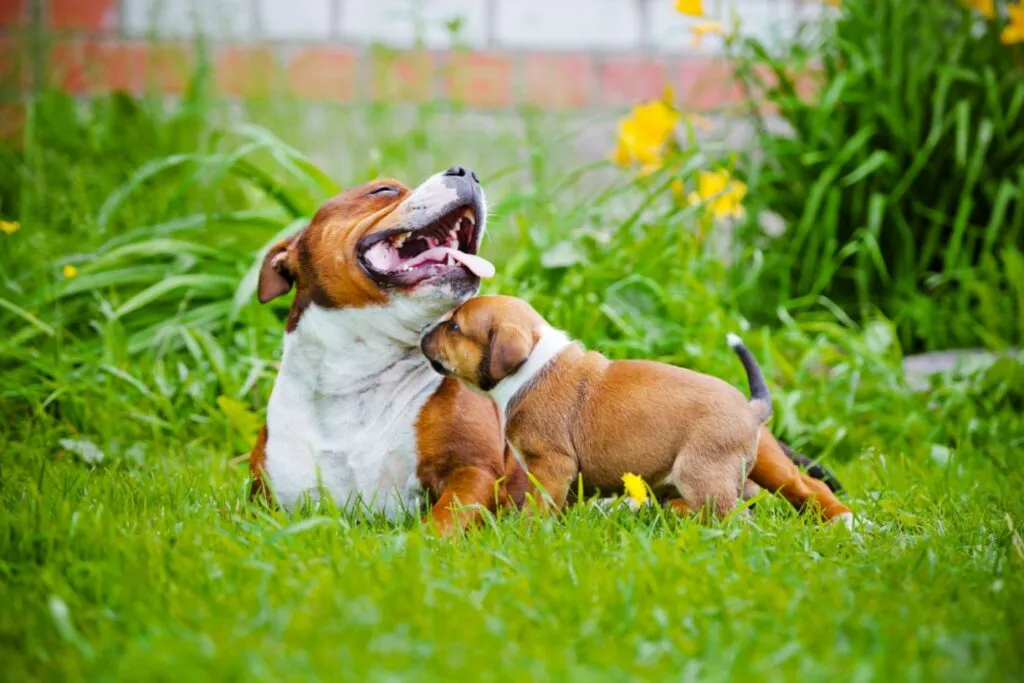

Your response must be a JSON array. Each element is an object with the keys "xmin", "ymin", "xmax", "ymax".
[
  {"xmin": 63, "ymin": 264, "xmax": 78, "ymax": 279},
  {"xmin": 691, "ymin": 21, "xmax": 725, "ymax": 47},
  {"xmin": 0, "ymin": 219, "xmax": 19, "ymax": 235},
  {"xmin": 622, "ymin": 473, "xmax": 649, "ymax": 506},
  {"xmin": 612, "ymin": 100, "xmax": 681, "ymax": 173},
  {"xmin": 675, "ymin": 0, "xmax": 703, "ymax": 17},
  {"xmin": 687, "ymin": 169, "xmax": 748, "ymax": 219},
  {"xmin": 613, "ymin": 140, "xmax": 632, "ymax": 167},
  {"xmin": 1002, "ymin": 3, "xmax": 1024, "ymax": 44},
  {"xmin": 960, "ymin": 0, "xmax": 995, "ymax": 19}
]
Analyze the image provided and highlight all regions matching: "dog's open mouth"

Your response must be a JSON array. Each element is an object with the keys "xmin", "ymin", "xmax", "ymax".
[{"xmin": 358, "ymin": 206, "xmax": 495, "ymax": 287}]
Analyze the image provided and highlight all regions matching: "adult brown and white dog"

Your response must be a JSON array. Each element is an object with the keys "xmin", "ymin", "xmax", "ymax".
[
  {"xmin": 248, "ymin": 166, "xmax": 525, "ymax": 535},
  {"xmin": 249, "ymin": 166, "xmax": 849, "ymax": 533}
]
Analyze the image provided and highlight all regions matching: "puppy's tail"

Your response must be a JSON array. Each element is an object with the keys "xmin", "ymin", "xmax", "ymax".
[{"xmin": 727, "ymin": 333, "xmax": 773, "ymax": 424}]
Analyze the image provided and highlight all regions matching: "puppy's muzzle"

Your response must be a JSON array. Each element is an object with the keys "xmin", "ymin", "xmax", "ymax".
[{"xmin": 420, "ymin": 324, "xmax": 448, "ymax": 375}]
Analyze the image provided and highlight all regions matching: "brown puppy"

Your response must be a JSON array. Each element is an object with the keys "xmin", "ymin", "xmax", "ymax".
[
  {"xmin": 249, "ymin": 168, "xmax": 527, "ymax": 536},
  {"xmin": 421, "ymin": 295, "xmax": 854, "ymax": 525}
]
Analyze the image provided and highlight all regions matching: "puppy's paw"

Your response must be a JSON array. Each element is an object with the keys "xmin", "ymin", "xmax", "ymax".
[
  {"xmin": 832, "ymin": 512, "xmax": 874, "ymax": 531},
  {"xmin": 834, "ymin": 512, "xmax": 855, "ymax": 530}
]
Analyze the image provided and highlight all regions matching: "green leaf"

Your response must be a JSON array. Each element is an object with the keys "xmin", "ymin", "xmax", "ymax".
[
  {"xmin": 112, "ymin": 275, "xmax": 236, "ymax": 320},
  {"xmin": 216, "ymin": 395, "xmax": 262, "ymax": 445}
]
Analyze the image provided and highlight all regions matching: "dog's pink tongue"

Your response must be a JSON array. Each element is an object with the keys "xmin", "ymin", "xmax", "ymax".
[{"xmin": 448, "ymin": 250, "xmax": 495, "ymax": 279}]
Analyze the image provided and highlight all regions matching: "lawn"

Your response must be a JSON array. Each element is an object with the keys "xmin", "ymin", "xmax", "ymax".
[
  {"xmin": 2, "ymin": 418, "xmax": 1023, "ymax": 681},
  {"xmin": 1, "ymin": 77, "xmax": 1023, "ymax": 681}
]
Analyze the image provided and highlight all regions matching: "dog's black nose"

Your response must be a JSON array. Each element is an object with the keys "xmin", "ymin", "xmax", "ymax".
[{"xmin": 443, "ymin": 165, "xmax": 478, "ymax": 183}]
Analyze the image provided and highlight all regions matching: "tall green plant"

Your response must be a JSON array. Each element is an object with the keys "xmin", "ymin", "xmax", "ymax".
[{"xmin": 732, "ymin": 0, "xmax": 1024, "ymax": 351}]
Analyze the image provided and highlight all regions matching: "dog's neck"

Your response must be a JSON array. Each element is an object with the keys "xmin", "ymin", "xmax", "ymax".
[
  {"xmin": 280, "ymin": 301, "xmax": 438, "ymax": 394},
  {"xmin": 489, "ymin": 325, "xmax": 573, "ymax": 418}
]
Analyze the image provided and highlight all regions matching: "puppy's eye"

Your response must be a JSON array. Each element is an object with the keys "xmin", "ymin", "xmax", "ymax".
[
  {"xmin": 367, "ymin": 186, "xmax": 398, "ymax": 196},
  {"xmin": 448, "ymin": 320, "xmax": 460, "ymax": 334}
]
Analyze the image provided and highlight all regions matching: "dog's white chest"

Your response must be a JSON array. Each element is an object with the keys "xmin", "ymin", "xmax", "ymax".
[{"xmin": 262, "ymin": 305, "xmax": 443, "ymax": 518}]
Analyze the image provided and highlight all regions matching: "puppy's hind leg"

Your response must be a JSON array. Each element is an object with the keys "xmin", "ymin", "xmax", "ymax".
[
  {"xmin": 669, "ymin": 449, "xmax": 745, "ymax": 522},
  {"xmin": 749, "ymin": 430, "xmax": 851, "ymax": 522}
]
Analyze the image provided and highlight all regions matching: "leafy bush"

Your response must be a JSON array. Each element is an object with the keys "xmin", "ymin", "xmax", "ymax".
[{"xmin": 732, "ymin": 0, "xmax": 1024, "ymax": 351}]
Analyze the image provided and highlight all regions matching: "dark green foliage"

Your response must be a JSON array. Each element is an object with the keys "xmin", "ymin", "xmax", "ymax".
[{"xmin": 732, "ymin": 0, "xmax": 1024, "ymax": 351}]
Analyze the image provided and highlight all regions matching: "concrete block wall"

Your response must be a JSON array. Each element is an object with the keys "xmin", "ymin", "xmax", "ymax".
[{"xmin": 0, "ymin": 0, "xmax": 826, "ymax": 117}]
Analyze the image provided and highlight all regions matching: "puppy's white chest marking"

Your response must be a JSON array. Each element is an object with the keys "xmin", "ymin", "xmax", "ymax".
[{"xmin": 264, "ymin": 303, "xmax": 442, "ymax": 518}]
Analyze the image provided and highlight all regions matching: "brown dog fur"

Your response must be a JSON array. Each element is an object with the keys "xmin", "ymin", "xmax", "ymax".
[{"xmin": 421, "ymin": 295, "xmax": 852, "ymax": 522}]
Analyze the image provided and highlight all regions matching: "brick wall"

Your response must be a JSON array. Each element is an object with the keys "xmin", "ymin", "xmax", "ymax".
[{"xmin": 1, "ymin": 0, "xmax": 826, "ymax": 113}]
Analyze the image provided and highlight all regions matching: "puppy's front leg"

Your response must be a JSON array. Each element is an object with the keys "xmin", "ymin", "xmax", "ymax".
[
  {"xmin": 519, "ymin": 447, "xmax": 577, "ymax": 514},
  {"xmin": 426, "ymin": 466, "xmax": 501, "ymax": 537}
]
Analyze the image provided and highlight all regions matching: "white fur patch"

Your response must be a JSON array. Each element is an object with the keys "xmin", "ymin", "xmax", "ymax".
[
  {"xmin": 489, "ymin": 325, "xmax": 573, "ymax": 419},
  {"xmin": 264, "ymin": 302, "xmax": 445, "ymax": 518},
  {"xmin": 833, "ymin": 512, "xmax": 859, "ymax": 530}
]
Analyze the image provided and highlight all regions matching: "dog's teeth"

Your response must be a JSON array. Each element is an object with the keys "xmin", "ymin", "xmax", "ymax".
[{"xmin": 391, "ymin": 232, "xmax": 410, "ymax": 248}]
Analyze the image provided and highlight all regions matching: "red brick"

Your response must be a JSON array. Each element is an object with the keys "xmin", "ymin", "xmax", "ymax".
[
  {"xmin": 673, "ymin": 58, "xmax": 745, "ymax": 112},
  {"xmin": 287, "ymin": 47, "xmax": 358, "ymax": 102},
  {"xmin": 446, "ymin": 51, "xmax": 511, "ymax": 109},
  {"xmin": 0, "ymin": 0, "xmax": 26, "ymax": 29},
  {"xmin": 47, "ymin": 40, "xmax": 199, "ymax": 95},
  {"xmin": 138, "ymin": 43, "xmax": 196, "ymax": 95},
  {"xmin": 521, "ymin": 53, "xmax": 590, "ymax": 110},
  {"xmin": 598, "ymin": 56, "xmax": 667, "ymax": 106},
  {"xmin": 0, "ymin": 36, "xmax": 27, "ymax": 90},
  {"xmin": 369, "ymin": 49, "xmax": 435, "ymax": 103},
  {"xmin": 46, "ymin": 40, "xmax": 87, "ymax": 92},
  {"xmin": 47, "ymin": 40, "xmax": 137, "ymax": 93},
  {"xmin": 215, "ymin": 45, "xmax": 280, "ymax": 99},
  {"xmin": 95, "ymin": 43, "xmax": 134, "ymax": 91},
  {"xmin": 48, "ymin": 0, "xmax": 118, "ymax": 31}
]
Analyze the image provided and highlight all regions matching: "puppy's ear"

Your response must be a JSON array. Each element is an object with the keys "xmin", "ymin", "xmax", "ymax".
[
  {"xmin": 483, "ymin": 323, "xmax": 533, "ymax": 389},
  {"xmin": 258, "ymin": 237, "xmax": 297, "ymax": 304}
]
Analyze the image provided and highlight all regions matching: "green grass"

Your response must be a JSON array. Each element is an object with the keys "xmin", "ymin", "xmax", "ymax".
[
  {"xmin": 2, "ymin": 75, "xmax": 1024, "ymax": 680},
  {"xmin": 3, "ymin": 422, "xmax": 1023, "ymax": 681}
]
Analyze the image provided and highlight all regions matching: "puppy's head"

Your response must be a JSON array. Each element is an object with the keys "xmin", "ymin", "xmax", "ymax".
[
  {"xmin": 258, "ymin": 166, "xmax": 493, "ymax": 329},
  {"xmin": 420, "ymin": 295, "xmax": 546, "ymax": 391}
]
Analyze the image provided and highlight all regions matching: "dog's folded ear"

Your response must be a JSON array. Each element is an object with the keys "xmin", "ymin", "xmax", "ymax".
[
  {"xmin": 484, "ymin": 323, "xmax": 533, "ymax": 389},
  {"xmin": 258, "ymin": 236, "xmax": 298, "ymax": 304}
]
